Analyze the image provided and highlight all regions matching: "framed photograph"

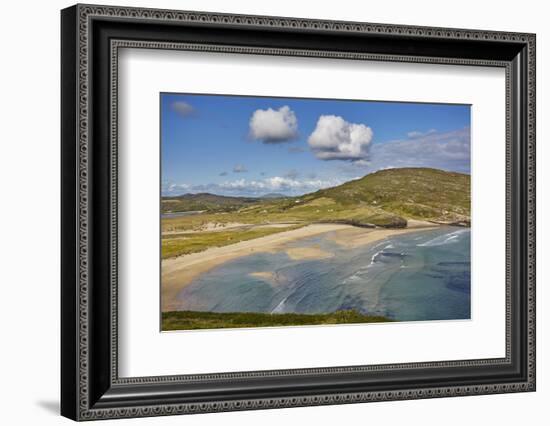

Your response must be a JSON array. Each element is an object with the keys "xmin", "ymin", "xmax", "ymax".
[{"xmin": 61, "ymin": 4, "xmax": 536, "ymax": 421}]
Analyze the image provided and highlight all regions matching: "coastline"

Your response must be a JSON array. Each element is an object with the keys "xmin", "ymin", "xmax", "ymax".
[
  {"xmin": 161, "ymin": 222, "xmax": 439, "ymax": 311},
  {"xmin": 327, "ymin": 221, "xmax": 438, "ymax": 249}
]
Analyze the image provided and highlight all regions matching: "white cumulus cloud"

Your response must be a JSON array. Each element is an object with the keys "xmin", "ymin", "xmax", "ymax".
[
  {"xmin": 163, "ymin": 176, "xmax": 343, "ymax": 197},
  {"xmin": 249, "ymin": 106, "xmax": 298, "ymax": 143},
  {"xmin": 407, "ymin": 129, "xmax": 436, "ymax": 138},
  {"xmin": 308, "ymin": 115, "xmax": 373, "ymax": 161},
  {"xmin": 161, "ymin": 182, "xmax": 190, "ymax": 196},
  {"xmin": 216, "ymin": 176, "xmax": 340, "ymax": 195}
]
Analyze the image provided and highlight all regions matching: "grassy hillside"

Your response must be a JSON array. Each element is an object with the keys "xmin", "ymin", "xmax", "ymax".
[
  {"xmin": 208, "ymin": 168, "xmax": 469, "ymax": 227},
  {"xmin": 162, "ymin": 310, "xmax": 391, "ymax": 330},
  {"xmin": 162, "ymin": 193, "xmax": 265, "ymax": 214},
  {"xmin": 161, "ymin": 168, "xmax": 470, "ymax": 257},
  {"xmin": 303, "ymin": 167, "xmax": 470, "ymax": 225}
]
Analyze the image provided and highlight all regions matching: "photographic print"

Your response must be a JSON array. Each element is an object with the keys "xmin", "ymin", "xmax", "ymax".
[
  {"xmin": 160, "ymin": 94, "xmax": 471, "ymax": 331},
  {"xmin": 61, "ymin": 7, "xmax": 535, "ymax": 417}
]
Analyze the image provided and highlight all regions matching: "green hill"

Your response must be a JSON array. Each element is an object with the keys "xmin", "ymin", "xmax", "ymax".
[
  {"xmin": 161, "ymin": 168, "xmax": 470, "ymax": 258},
  {"xmin": 228, "ymin": 168, "xmax": 470, "ymax": 228},
  {"xmin": 162, "ymin": 168, "xmax": 470, "ymax": 230},
  {"xmin": 162, "ymin": 192, "xmax": 264, "ymax": 214},
  {"xmin": 298, "ymin": 167, "xmax": 470, "ymax": 226}
]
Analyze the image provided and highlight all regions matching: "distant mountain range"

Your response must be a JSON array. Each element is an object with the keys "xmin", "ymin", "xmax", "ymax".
[
  {"xmin": 162, "ymin": 192, "xmax": 265, "ymax": 212},
  {"xmin": 162, "ymin": 168, "xmax": 470, "ymax": 227},
  {"xmin": 260, "ymin": 193, "xmax": 287, "ymax": 199}
]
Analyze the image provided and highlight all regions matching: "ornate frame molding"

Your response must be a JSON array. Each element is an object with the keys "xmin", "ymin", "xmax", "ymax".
[{"xmin": 61, "ymin": 4, "xmax": 535, "ymax": 421}]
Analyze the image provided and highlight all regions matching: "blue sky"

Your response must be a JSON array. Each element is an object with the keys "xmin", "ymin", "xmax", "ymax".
[{"xmin": 161, "ymin": 93, "xmax": 470, "ymax": 197}]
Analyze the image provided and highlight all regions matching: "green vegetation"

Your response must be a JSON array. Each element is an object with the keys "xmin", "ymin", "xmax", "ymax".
[
  {"xmin": 161, "ymin": 168, "xmax": 471, "ymax": 258},
  {"xmin": 162, "ymin": 310, "xmax": 391, "ymax": 330},
  {"xmin": 162, "ymin": 224, "xmax": 302, "ymax": 258},
  {"xmin": 162, "ymin": 193, "xmax": 263, "ymax": 214},
  {"xmin": 311, "ymin": 167, "xmax": 470, "ymax": 224}
]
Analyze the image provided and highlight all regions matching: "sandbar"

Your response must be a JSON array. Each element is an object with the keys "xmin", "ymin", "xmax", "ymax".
[{"xmin": 285, "ymin": 245, "xmax": 333, "ymax": 261}]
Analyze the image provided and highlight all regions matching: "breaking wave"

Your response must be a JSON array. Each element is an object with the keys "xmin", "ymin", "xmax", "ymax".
[{"xmin": 418, "ymin": 228, "xmax": 469, "ymax": 247}]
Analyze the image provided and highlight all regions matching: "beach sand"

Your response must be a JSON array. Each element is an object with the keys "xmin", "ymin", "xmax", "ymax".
[
  {"xmin": 162, "ymin": 221, "xmax": 302, "ymax": 236},
  {"xmin": 327, "ymin": 224, "xmax": 438, "ymax": 249},
  {"xmin": 161, "ymin": 223, "xmax": 438, "ymax": 311},
  {"xmin": 285, "ymin": 245, "xmax": 333, "ymax": 261},
  {"xmin": 248, "ymin": 271, "xmax": 276, "ymax": 281},
  {"xmin": 162, "ymin": 224, "xmax": 348, "ymax": 310}
]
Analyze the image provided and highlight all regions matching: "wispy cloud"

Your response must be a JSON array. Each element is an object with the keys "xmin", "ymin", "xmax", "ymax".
[
  {"xmin": 407, "ymin": 129, "xmax": 436, "ymax": 139},
  {"xmin": 233, "ymin": 164, "xmax": 248, "ymax": 173},
  {"xmin": 213, "ymin": 177, "xmax": 340, "ymax": 196},
  {"xmin": 308, "ymin": 115, "xmax": 373, "ymax": 161},
  {"xmin": 249, "ymin": 106, "xmax": 298, "ymax": 143},
  {"xmin": 162, "ymin": 181, "xmax": 190, "ymax": 195},
  {"xmin": 284, "ymin": 169, "xmax": 299, "ymax": 179},
  {"xmin": 162, "ymin": 176, "xmax": 342, "ymax": 197},
  {"xmin": 219, "ymin": 171, "xmax": 228, "ymax": 176},
  {"xmin": 358, "ymin": 127, "xmax": 471, "ymax": 174},
  {"xmin": 171, "ymin": 100, "xmax": 195, "ymax": 117}
]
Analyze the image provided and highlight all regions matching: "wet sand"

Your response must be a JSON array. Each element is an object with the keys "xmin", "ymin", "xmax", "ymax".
[
  {"xmin": 327, "ymin": 224, "xmax": 439, "ymax": 249},
  {"xmin": 161, "ymin": 223, "xmax": 439, "ymax": 311},
  {"xmin": 162, "ymin": 224, "xmax": 348, "ymax": 310},
  {"xmin": 285, "ymin": 245, "xmax": 334, "ymax": 261},
  {"xmin": 248, "ymin": 271, "xmax": 276, "ymax": 281}
]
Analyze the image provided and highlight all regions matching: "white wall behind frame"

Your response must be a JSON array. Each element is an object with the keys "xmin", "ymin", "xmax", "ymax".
[
  {"xmin": 0, "ymin": 1, "xmax": 546, "ymax": 426},
  {"xmin": 118, "ymin": 48, "xmax": 506, "ymax": 377}
]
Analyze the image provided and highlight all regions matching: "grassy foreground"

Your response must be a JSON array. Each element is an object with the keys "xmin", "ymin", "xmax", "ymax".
[{"xmin": 162, "ymin": 310, "xmax": 391, "ymax": 330}]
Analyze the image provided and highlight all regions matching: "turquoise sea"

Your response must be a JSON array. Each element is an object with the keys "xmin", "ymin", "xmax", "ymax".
[{"xmin": 175, "ymin": 227, "xmax": 471, "ymax": 322}]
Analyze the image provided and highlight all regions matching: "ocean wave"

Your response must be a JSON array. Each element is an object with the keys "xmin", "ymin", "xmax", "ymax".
[
  {"xmin": 368, "ymin": 243, "xmax": 395, "ymax": 267},
  {"xmin": 418, "ymin": 229, "xmax": 469, "ymax": 247},
  {"xmin": 271, "ymin": 296, "xmax": 288, "ymax": 313},
  {"xmin": 372, "ymin": 251, "xmax": 406, "ymax": 264},
  {"xmin": 344, "ymin": 246, "xmax": 406, "ymax": 286}
]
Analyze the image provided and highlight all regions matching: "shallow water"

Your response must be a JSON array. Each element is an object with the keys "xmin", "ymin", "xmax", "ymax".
[{"xmin": 175, "ymin": 227, "xmax": 471, "ymax": 322}]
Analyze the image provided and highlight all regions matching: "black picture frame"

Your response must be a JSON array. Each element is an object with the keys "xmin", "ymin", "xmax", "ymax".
[{"xmin": 61, "ymin": 4, "xmax": 536, "ymax": 421}]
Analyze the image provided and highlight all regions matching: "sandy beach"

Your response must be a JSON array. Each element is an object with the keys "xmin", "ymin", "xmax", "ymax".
[
  {"xmin": 162, "ymin": 224, "xmax": 347, "ymax": 310},
  {"xmin": 161, "ymin": 222, "xmax": 439, "ymax": 311},
  {"xmin": 285, "ymin": 245, "xmax": 334, "ymax": 261},
  {"xmin": 327, "ymin": 222, "xmax": 438, "ymax": 249}
]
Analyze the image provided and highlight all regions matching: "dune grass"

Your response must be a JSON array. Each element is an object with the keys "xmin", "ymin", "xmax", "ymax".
[
  {"xmin": 162, "ymin": 310, "xmax": 391, "ymax": 330},
  {"xmin": 161, "ymin": 224, "xmax": 303, "ymax": 258}
]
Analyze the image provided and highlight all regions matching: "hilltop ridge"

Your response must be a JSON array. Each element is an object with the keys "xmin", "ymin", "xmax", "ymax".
[
  {"xmin": 298, "ymin": 167, "xmax": 470, "ymax": 226},
  {"xmin": 162, "ymin": 168, "xmax": 470, "ymax": 228}
]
